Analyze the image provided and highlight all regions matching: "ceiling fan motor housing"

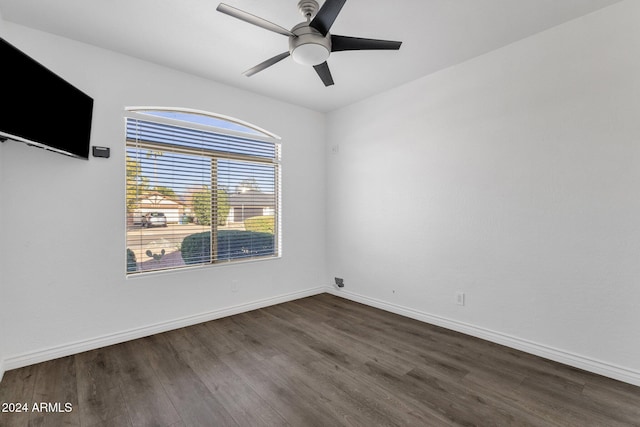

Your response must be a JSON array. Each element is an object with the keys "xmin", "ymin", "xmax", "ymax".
[{"xmin": 289, "ymin": 22, "xmax": 331, "ymax": 66}]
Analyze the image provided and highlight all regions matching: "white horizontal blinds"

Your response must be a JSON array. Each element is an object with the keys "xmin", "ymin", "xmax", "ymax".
[
  {"xmin": 125, "ymin": 116, "xmax": 280, "ymax": 274},
  {"xmin": 218, "ymin": 159, "xmax": 277, "ymax": 261},
  {"xmin": 126, "ymin": 119, "xmax": 212, "ymax": 273}
]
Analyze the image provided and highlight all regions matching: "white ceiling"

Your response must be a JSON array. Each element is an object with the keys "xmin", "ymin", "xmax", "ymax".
[{"xmin": 0, "ymin": 0, "xmax": 623, "ymax": 112}]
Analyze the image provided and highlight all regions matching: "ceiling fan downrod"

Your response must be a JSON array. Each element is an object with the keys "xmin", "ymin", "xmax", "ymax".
[{"xmin": 298, "ymin": 0, "xmax": 319, "ymax": 22}]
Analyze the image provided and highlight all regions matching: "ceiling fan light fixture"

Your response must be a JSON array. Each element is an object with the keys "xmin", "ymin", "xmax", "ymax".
[
  {"xmin": 291, "ymin": 43, "xmax": 330, "ymax": 66},
  {"xmin": 289, "ymin": 22, "xmax": 332, "ymax": 66}
]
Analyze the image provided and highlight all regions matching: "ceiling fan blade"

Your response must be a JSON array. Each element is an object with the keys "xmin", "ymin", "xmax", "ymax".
[
  {"xmin": 310, "ymin": 0, "xmax": 346, "ymax": 36},
  {"xmin": 313, "ymin": 61, "xmax": 334, "ymax": 86},
  {"xmin": 217, "ymin": 3, "xmax": 295, "ymax": 37},
  {"xmin": 243, "ymin": 52, "xmax": 290, "ymax": 77},
  {"xmin": 331, "ymin": 35, "xmax": 402, "ymax": 52}
]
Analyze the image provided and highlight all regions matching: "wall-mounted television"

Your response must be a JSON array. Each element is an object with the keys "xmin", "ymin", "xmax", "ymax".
[{"xmin": 0, "ymin": 38, "xmax": 94, "ymax": 160}]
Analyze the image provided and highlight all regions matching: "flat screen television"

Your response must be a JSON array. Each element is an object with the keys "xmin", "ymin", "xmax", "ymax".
[{"xmin": 0, "ymin": 38, "xmax": 94, "ymax": 159}]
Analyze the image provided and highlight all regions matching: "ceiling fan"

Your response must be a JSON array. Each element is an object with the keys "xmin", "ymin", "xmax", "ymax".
[{"xmin": 216, "ymin": 0, "xmax": 402, "ymax": 86}]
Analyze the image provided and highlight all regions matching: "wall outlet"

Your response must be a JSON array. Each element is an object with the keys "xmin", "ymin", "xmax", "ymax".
[
  {"xmin": 231, "ymin": 280, "xmax": 239, "ymax": 293},
  {"xmin": 456, "ymin": 292, "xmax": 465, "ymax": 306},
  {"xmin": 335, "ymin": 277, "xmax": 344, "ymax": 288}
]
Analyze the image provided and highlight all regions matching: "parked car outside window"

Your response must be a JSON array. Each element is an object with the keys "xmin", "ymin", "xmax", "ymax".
[{"xmin": 142, "ymin": 212, "xmax": 167, "ymax": 228}]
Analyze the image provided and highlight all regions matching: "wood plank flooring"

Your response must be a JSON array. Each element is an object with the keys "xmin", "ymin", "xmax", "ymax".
[{"xmin": 1, "ymin": 293, "xmax": 639, "ymax": 426}]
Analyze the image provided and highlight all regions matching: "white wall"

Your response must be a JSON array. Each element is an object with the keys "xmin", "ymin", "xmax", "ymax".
[
  {"xmin": 326, "ymin": 1, "xmax": 640, "ymax": 384},
  {"xmin": 0, "ymin": 22, "xmax": 326, "ymax": 372},
  {"xmin": 0, "ymin": 141, "xmax": 4, "ymax": 381},
  {"xmin": 0, "ymin": 84, "xmax": 4, "ymax": 382},
  {"xmin": 0, "ymin": 137, "xmax": 4, "ymax": 383},
  {"xmin": 0, "ymin": 7, "xmax": 6, "ymax": 383}
]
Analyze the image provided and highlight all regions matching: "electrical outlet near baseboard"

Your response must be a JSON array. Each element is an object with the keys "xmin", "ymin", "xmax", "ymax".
[
  {"xmin": 456, "ymin": 292, "xmax": 465, "ymax": 306},
  {"xmin": 335, "ymin": 277, "xmax": 344, "ymax": 288}
]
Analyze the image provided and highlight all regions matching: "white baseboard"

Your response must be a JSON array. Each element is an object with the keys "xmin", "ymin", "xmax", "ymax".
[
  {"xmin": 1, "ymin": 286, "xmax": 326, "ymax": 375},
  {"xmin": 327, "ymin": 288, "xmax": 640, "ymax": 387},
  {"xmin": 3, "ymin": 286, "xmax": 639, "ymax": 388}
]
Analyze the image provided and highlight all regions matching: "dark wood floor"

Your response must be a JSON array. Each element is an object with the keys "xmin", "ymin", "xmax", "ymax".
[{"xmin": 1, "ymin": 294, "xmax": 639, "ymax": 427}]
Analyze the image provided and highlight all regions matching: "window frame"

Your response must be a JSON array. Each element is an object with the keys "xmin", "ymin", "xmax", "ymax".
[{"xmin": 125, "ymin": 107, "xmax": 282, "ymax": 276}]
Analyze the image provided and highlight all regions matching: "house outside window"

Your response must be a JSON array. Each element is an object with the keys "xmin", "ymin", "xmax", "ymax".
[{"xmin": 125, "ymin": 108, "xmax": 281, "ymax": 275}]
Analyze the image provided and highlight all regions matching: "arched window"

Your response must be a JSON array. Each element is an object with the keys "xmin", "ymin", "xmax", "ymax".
[{"xmin": 125, "ymin": 107, "xmax": 281, "ymax": 275}]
